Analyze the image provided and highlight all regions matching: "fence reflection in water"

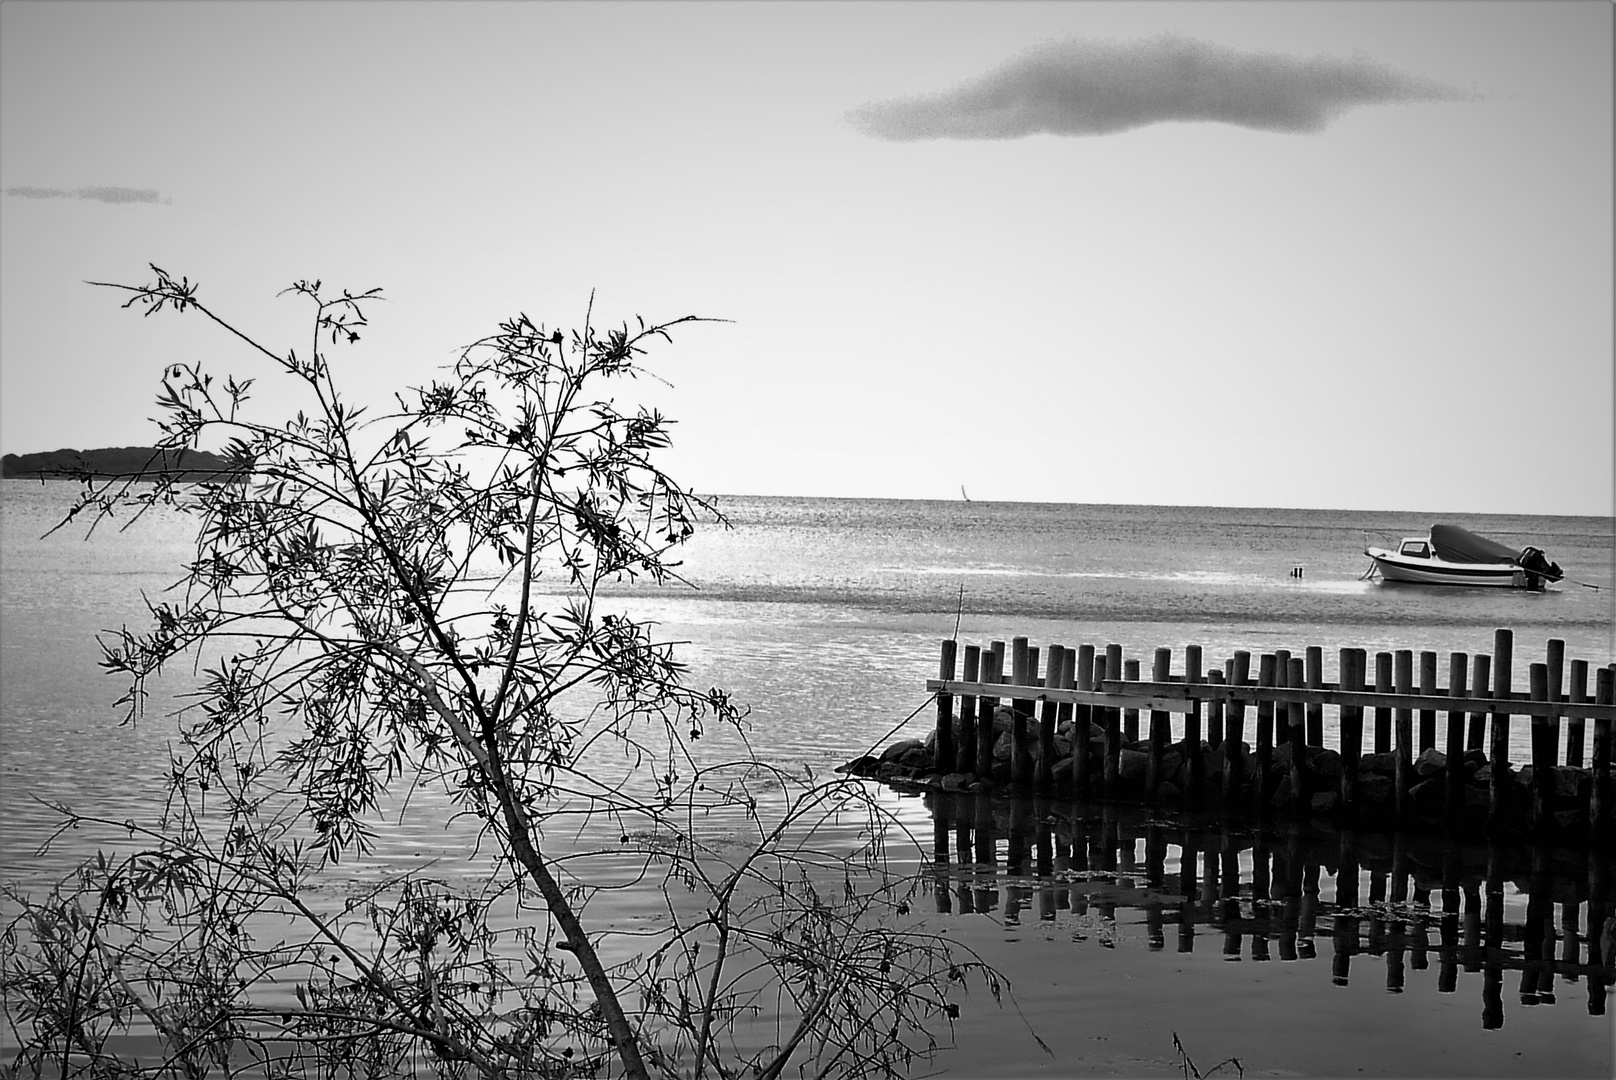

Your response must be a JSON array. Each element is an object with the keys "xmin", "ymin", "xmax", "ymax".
[{"xmin": 922, "ymin": 791, "xmax": 1616, "ymax": 1031}]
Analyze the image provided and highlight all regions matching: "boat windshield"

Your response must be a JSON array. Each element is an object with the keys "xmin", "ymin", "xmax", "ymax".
[{"xmin": 1398, "ymin": 540, "xmax": 1431, "ymax": 558}]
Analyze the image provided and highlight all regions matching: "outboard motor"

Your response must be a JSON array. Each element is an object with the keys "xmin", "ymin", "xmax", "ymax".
[{"xmin": 1518, "ymin": 546, "xmax": 1564, "ymax": 584}]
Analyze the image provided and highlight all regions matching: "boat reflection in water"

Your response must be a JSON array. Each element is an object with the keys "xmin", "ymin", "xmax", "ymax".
[{"xmin": 921, "ymin": 792, "xmax": 1615, "ymax": 1031}]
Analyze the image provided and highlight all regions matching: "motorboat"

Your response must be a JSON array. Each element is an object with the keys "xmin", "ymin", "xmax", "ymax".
[{"xmin": 1363, "ymin": 524, "xmax": 1563, "ymax": 590}]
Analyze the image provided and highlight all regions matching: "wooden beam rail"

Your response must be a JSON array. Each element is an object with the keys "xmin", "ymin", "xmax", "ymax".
[{"xmin": 923, "ymin": 678, "xmax": 1616, "ymax": 722}]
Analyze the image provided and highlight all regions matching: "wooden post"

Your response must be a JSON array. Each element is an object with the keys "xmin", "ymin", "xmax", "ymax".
[
  {"xmin": 1073, "ymin": 644, "xmax": 1095, "ymax": 799},
  {"xmin": 1185, "ymin": 644, "xmax": 1205, "ymax": 807},
  {"xmin": 1546, "ymin": 639, "xmax": 1565, "ymax": 767},
  {"xmin": 1468, "ymin": 654, "xmax": 1491, "ymax": 752},
  {"xmin": 1207, "ymin": 668, "xmax": 1225, "ymax": 749},
  {"xmin": 1287, "ymin": 656, "xmax": 1307, "ymax": 811},
  {"xmin": 977, "ymin": 649, "xmax": 1000, "ymax": 784},
  {"xmin": 1487, "ymin": 629, "xmax": 1513, "ymax": 838},
  {"xmin": 1124, "ymin": 658, "xmax": 1141, "ymax": 743},
  {"xmin": 1395, "ymin": 650, "xmax": 1414, "ymax": 823},
  {"xmin": 1010, "ymin": 640, "xmax": 1034, "ymax": 791},
  {"xmin": 1530, "ymin": 663, "xmax": 1551, "ymax": 836},
  {"xmin": 1446, "ymin": 652, "xmax": 1468, "ymax": 828},
  {"xmin": 958, "ymin": 645, "xmax": 980, "ymax": 775},
  {"xmin": 1567, "ymin": 659, "xmax": 1589, "ymax": 768},
  {"xmin": 1339, "ymin": 648, "xmax": 1364, "ymax": 812},
  {"xmin": 1419, "ymin": 650, "xmax": 1438, "ymax": 752},
  {"xmin": 1374, "ymin": 651, "xmax": 1393, "ymax": 754},
  {"xmin": 936, "ymin": 639, "xmax": 958, "ymax": 776},
  {"xmin": 1305, "ymin": 646, "xmax": 1324, "ymax": 747},
  {"xmin": 1592, "ymin": 666, "xmax": 1613, "ymax": 843},
  {"xmin": 1225, "ymin": 651, "xmax": 1251, "ymax": 807},
  {"xmin": 1037, "ymin": 644, "xmax": 1062, "ymax": 794},
  {"xmin": 1011, "ymin": 637, "xmax": 1029, "ymax": 698},
  {"xmin": 1253, "ymin": 654, "xmax": 1277, "ymax": 818},
  {"xmin": 1148, "ymin": 647, "xmax": 1171, "ymax": 802},
  {"xmin": 1274, "ymin": 649, "xmax": 1292, "ymax": 745},
  {"xmin": 1103, "ymin": 645, "xmax": 1122, "ymax": 800}
]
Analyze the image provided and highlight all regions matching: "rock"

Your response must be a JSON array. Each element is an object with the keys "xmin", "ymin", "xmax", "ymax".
[
  {"xmin": 1555, "ymin": 809, "xmax": 1587, "ymax": 833},
  {"xmin": 1309, "ymin": 748, "xmax": 1343, "ymax": 788},
  {"xmin": 837, "ymin": 755, "xmax": 880, "ymax": 776},
  {"xmin": 1360, "ymin": 751, "xmax": 1399, "ymax": 776},
  {"xmin": 1311, "ymin": 791, "xmax": 1340, "ymax": 815},
  {"xmin": 1415, "ymin": 748, "xmax": 1447, "ymax": 778},
  {"xmin": 896, "ymin": 745, "xmax": 931, "ymax": 770},
  {"xmin": 939, "ymin": 772, "xmax": 970, "ymax": 792},
  {"xmin": 1408, "ymin": 777, "xmax": 1445, "ymax": 813},
  {"xmin": 1157, "ymin": 780, "xmax": 1183, "ymax": 805},
  {"xmin": 1118, "ymin": 748, "xmax": 1148, "ymax": 784},
  {"xmin": 1357, "ymin": 773, "xmax": 1395, "ymax": 804},
  {"xmin": 880, "ymin": 738, "xmax": 926, "ymax": 764},
  {"xmin": 1549, "ymin": 766, "xmax": 1586, "ymax": 801}
]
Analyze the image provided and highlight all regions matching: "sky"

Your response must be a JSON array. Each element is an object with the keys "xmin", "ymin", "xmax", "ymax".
[{"xmin": 1, "ymin": 1, "xmax": 1610, "ymax": 516}]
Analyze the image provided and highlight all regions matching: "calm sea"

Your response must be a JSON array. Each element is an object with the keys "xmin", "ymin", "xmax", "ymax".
[{"xmin": 3, "ymin": 482, "xmax": 1614, "ymax": 1075}]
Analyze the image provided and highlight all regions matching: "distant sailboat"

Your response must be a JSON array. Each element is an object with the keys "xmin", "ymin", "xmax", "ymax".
[{"xmin": 961, "ymin": 485, "xmax": 970, "ymax": 502}]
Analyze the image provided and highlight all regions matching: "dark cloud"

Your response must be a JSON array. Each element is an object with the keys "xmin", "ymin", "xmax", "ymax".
[
  {"xmin": 849, "ymin": 35, "xmax": 1473, "ymax": 141},
  {"xmin": 4, "ymin": 185, "xmax": 168, "ymax": 204}
]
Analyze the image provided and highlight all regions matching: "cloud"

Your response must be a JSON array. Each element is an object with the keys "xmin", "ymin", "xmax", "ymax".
[
  {"xmin": 4, "ymin": 185, "xmax": 168, "ymax": 204},
  {"xmin": 848, "ymin": 35, "xmax": 1473, "ymax": 141}
]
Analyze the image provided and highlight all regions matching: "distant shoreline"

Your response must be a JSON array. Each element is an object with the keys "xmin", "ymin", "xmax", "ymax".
[{"xmin": 1, "ymin": 446, "xmax": 240, "ymax": 482}]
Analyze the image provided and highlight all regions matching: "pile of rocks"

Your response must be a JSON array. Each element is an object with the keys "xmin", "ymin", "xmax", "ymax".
[{"xmin": 839, "ymin": 701, "xmax": 1598, "ymax": 838}]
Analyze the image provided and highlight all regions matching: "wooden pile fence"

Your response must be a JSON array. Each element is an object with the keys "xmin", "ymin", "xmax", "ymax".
[{"xmin": 913, "ymin": 628, "xmax": 1616, "ymax": 842}]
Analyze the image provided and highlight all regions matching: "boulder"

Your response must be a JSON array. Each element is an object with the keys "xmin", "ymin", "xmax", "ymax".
[
  {"xmin": 1357, "ymin": 773, "xmax": 1395, "ymax": 805},
  {"xmin": 1309, "ymin": 748, "xmax": 1343, "ymax": 788},
  {"xmin": 1118, "ymin": 748, "xmax": 1149, "ymax": 784},
  {"xmin": 1414, "ymin": 748, "xmax": 1447, "ymax": 778},
  {"xmin": 1311, "ymin": 791, "xmax": 1340, "ymax": 815},
  {"xmin": 1549, "ymin": 766, "xmax": 1587, "ymax": 801},
  {"xmin": 881, "ymin": 738, "xmax": 927, "ymax": 764},
  {"xmin": 1360, "ymin": 751, "xmax": 1399, "ymax": 776},
  {"xmin": 838, "ymin": 754, "xmax": 880, "ymax": 777}
]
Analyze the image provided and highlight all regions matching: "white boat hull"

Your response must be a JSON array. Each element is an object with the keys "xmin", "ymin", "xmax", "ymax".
[{"xmin": 1364, "ymin": 548, "xmax": 1531, "ymax": 589}]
